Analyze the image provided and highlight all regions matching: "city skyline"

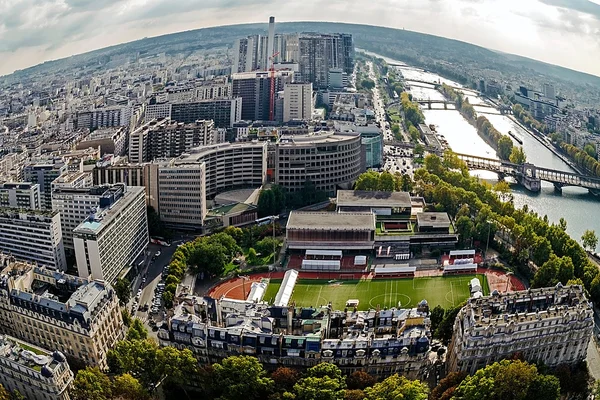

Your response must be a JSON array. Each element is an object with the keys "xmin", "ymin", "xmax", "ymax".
[{"xmin": 1, "ymin": 0, "xmax": 600, "ymax": 77}]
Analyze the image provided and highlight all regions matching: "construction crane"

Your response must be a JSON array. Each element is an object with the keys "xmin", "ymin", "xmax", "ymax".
[{"xmin": 269, "ymin": 51, "xmax": 281, "ymax": 121}]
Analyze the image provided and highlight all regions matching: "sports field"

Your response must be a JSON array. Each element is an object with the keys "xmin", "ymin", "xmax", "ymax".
[{"xmin": 263, "ymin": 275, "xmax": 488, "ymax": 310}]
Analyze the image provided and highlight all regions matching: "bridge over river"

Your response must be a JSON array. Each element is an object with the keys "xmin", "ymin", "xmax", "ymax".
[{"xmin": 454, "ymin": 153, "xmax": 600, "ymax": 194}]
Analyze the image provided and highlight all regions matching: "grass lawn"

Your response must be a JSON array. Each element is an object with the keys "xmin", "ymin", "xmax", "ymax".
[{"xmin": 263, "ymin": 274, "xmax": 488, "ymax": 311}]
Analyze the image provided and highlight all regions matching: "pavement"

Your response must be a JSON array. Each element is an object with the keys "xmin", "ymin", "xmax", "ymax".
[{"xmin": 367, "ymin": 61, "xmax": 395, "ymax": 143}]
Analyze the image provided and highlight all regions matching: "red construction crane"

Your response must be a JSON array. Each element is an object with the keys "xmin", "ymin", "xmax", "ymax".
[{"xmin": 269, "ymin": 51, "xmax": 280, "ymax": 121}]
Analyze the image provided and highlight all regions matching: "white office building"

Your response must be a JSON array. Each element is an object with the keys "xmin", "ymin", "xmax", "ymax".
[
  {"xmin": 0, "ymin": 182, "xmax": 42, "ymax": 209},
  {"xmin": 283, "ymin": 82, "xmax": 313, "ymax": 122},
  {"xmin": 0, "ymin": 209, "xmax": 66, "ymax": 270},
  {"xmin": 73, "ymin": 185, "xmax": 148, "ymax": 283}
]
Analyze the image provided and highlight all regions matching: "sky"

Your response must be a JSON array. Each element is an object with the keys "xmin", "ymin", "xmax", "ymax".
[{"xmin": 1, "ymin": 0, "xmax": 600, "ymax": 77}]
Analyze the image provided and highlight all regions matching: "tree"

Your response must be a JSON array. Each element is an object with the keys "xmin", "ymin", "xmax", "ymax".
[
  {"xmin": 429, "ymin": 305, "xmax": 445, "ymax": 336},
  {"xmin": 363, "ymin": 374, "xmax": 428, "ymax": 400},
  {"xmin": 188, "ymin": 240, "xmax": 228, "ymax": 276},
  {"xmin": 345, "ymin": 389, "xmax": 366, "ymax": 400},
  {"xmin": 114, "ymin": 278, "xmax": 131, "ymax": 306},
  {"xmin": 400, "ymin": 174, "xmax": 414, "ymax": 192},
  {"xmin": 435, "ymin": 302, "xmax": 465, "ymax": 343},
  {"xmin": 112, "ymin": 374, "xmax": 149, "ymax": 400},
  {"xmin": 414, "ymin": 144, "xmax": 425, "ymax": 158},
  {"xmin": 584, "ymin": 143, "xmax": 597, "ymax": 158},
  {"xmin": 258, "ymin": 190, "xmax": 276, "ymax": 218},
  {"xmin": 377, "ymin": 171, "xmax": 396, "ymax": 191},
  {"xmin": 509, "ymin": 146, "xmax": 527, "ymax": 164},
  {"xmin": 531, "ymin": 236, "xmax": 552, "ymax": 267},
  {"xmin": 293, "ymin": 376, "xmax": 345, "ymax": 400},
  {"xmin": 453, "ymin": 359, "xmax": 560, "ymax": 400},
  {"xmin": 531, "ymin": 254, "xmax": 560, "ymax": 288},
  {"xmin": 455, "ymin": 216, "xmax": 474, "ymax": 247},
  {"xmin": 498, "ymin": 135, "xmax": 514, "ymax": 160},
  {"xmin": 126, "ymin": 319, "xmax": 148, "ymax": 341},
  {"xmin": 271, "ymin": 367, "xmax": 300, "ymax": 394},
  {"xmin": 355, "ymin": 171, "xmax": 380, "ymax": 191},
  {"xmin": 71, "ymin": 367, "xmax": 113, "ymax": 400},
  {"xmin": 0, "ymin": 386, "xmax": 9, "ymax": 400},
  {"xmin": 212, "ymin": 356, "xmax": 274, "ymax": 400},
  {"xmin": 121, "ymin": 309, "xmax": 132, "ymax": 327},
  {"xmin": 347, "ymin": 371, "xmax": 377, "ymax": 390},
  {"xmin": 430, "ymin": 372, "xmax": 467, "ymax": 400},
  {"xmin": 581, "ymin": 229, "xmax": 598, "ymax": 252}
]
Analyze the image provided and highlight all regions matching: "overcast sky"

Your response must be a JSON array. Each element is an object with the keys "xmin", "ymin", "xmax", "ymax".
[{"xmin": 1, "ymin": 0, "xmax": 600, "ymax": 77}]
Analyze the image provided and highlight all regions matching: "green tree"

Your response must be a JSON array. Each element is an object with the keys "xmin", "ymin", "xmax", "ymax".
[
  {"xmin": 531, "ymin": 236, "xmax": 552, "ymax": 267},
  {"xmin": 400, "ymin": 174, "xmax": 414, "ymax": 192},
  {"xmin": 112, "ymin": 373, "xmax": 149, "ymax": 400},
  {"xmin": 293, "ymin": 376, "xmax": 345, "ymax": 400},
  {"xmin": 212, "ymin": 356, "xmax": 274, "ymax": 400},
  {"xmin": 414, "ymin": 144, "xmax": 425, "ymax": 158},
  {"xmin": 584, "ymin": 143, "xmax": 597, "ymax": 158},
  {"xmin": 377, "ymin": 171, "xmax": 396, "ymax": 191},
  {"xmin": 71, "ymin": 367, "xmax": 113, "ymax": 400},
  {"xmin": 498, "ymin": 135, "xmax": 514, "ymax": 160},
  {"xmin": 363, "ymin": 374, "xmax": 428, "ymax": 400},
  {"xmin": 126, "ymin": 319, "xmax": 148, "ymax": 341},
  {"xmin": 121, "ymin": 309, "xmax": 132, "ymax": 327},
  {"xmin": 435, "ymin": 302, "xmax": 466, "ymax": 343},
  {"xmin": 509, "ymin": 146, "xmax": 527, "ymax": 164},
  {"xmin": 531, "ymin": 254, "xmax": 560, "ymax": 288},
  {"xmin": 453, "ymin": 359, "xmax": 559, "ymax": 400},
  {"xmin": 188, "ymin": 240, "xmax": 228, "ymax": 276},
  {"xmin": 429, "ymin": 305, "xmax": 445, "ymax": 336},
  {"xmin": 455, "ymin": 216, "xmax": 474, "ymax": 247},
  {"xmin": 147, "ymin": 205, "xmax": 170, "ymax": 238},
  {"xmin": 0, "ymin": 385, "xmax": 9, "ymax": 400},
  {"xmin": 114, "ymin": 278, "xmax": 131, "ymax": 306},
  {"xmin": 355, "ymin": 171, "xmax": 380, "ymax": 191},
  {"xmin": 258, "ymin": 190, "xmax": 276, "ymax": 218},
  {"xmin": 581, "ymin": 229, "xmax": 598, "ymax": 252}
]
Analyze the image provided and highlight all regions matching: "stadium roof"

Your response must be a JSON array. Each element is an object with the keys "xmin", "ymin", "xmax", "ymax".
[
  {"xmin": 336, "ymin": 190, "xmax": 411, "ymax": 208},
  {"xmin": 287, "ymin": 211, "xmax": 375, "ymax": 231}
]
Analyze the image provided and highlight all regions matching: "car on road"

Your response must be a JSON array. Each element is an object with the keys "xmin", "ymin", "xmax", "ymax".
[{"xmin": 155, "ymin": 251, "xmax": 161, "ymax": 257}]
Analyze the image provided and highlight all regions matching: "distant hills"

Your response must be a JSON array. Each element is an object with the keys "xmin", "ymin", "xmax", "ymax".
[{"xmin": 7, "ymin": 21, "xmax": 600, "ymax": 92}]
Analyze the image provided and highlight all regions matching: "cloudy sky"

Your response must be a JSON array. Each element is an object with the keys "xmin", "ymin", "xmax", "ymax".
[{"xmin": 1, "ymin": 0, "xmax": 600, "ymax": 77}]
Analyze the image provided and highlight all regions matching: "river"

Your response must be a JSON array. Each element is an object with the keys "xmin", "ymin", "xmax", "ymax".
[{"xmin": 377, "ymin": 55, "xmax": 600, "ymax": 242}]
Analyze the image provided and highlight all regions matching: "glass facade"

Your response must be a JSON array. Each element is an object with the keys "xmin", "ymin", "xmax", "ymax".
[{"xmin": 361, "ymin": 133, "xmax": 383, "ymax": 168}]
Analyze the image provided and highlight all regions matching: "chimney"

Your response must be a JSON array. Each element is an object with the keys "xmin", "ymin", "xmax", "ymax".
[{"xmin": 267, "ymin": 16, "xmax": 276, "ymax": 65}]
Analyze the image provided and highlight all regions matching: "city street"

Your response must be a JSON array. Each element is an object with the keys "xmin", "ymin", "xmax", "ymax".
[{"xmin": 367, "ymin": 61, "xmax": 395, "ymax": 143}]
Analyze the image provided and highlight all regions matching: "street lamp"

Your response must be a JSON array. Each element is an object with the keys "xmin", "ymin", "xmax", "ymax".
[
  {"xmin": 270, "ymin": 215, "xmax": 280, "ymax": 265},
  {"xmin": 485, "ymin": 220, "xmax": 495, "ymax": 261}
]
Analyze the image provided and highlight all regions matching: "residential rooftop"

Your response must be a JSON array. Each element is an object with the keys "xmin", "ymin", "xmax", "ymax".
[
  {"xmin": 0, "ymin": 334, "xmax": 68, "ymax": 376},
  {"xmin": 416, "ymin": 212, "xmax": 451, "ymax": 228}
]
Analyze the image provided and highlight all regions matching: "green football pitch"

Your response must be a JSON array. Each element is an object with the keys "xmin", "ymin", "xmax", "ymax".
[{"xmin": 263, "ymin": 275, "xmax": 489, "ymax": 311}]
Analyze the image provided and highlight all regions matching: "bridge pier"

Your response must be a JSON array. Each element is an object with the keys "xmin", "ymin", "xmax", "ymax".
[
  {"xmin": 444, "ymin": 102, "xmax": 447, "ymax": 110},
  {"xmin": 553, "ymin": 183, "xmax": 563, "ymax": 193},
  {"xmin": 589, "ymin": 189, "xmax": 600, "ymax": 197},
  {"xmin": 519, "ymin": 175, "xmax": 541, "ymax": 192}
]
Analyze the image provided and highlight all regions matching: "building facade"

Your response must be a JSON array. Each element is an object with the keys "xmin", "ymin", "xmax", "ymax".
[
  {"xmin": 0, "ymin": 209, "xmax": 66, "ymax": 270},
  {"xmin": 232, "ymin": 71, "xmax": 293, "ymax": 121},
  {"xmin": 23, "ymin": 163, "xmax": 68, "ymax": 210},
  {"xmin": 173, "ymin": 142, "xmax": 267, "ymax": 198},
  {"xmin": 129, "ymin": 118, "xmax": 219, "ymax": 163},
  {"xmin": 448, "ymin": 284, "xmax": 593, "ymax": 374},
  {"xmin": 0, "ymin": 182, "xmax": 42, "ymax": 209},
  {"xmin": 283, "ymin": 82, "xmax": 313, "ymax": 122},
  {"xmin": 157, "ymin": 163, "xmax": 207, "ymax": 229},
  {"xmin": 0, "ymin": 261, "xmax": 123, "ymax": 369},
  {"xmin": 170, "ymin": 99, "xmax": 242, "ymax": 128},
  {"xmin": 275, "ymin": 131, "xmax": 363, "ymax": 194},
  {"xmin": 0, "ymin": 335, "xmax": 73, "ymax": 400},
  {"xmin": 73, "ymin": 185, "xmax": 148, "ymax": 283},
  {"xmin": 298, "ymin": 33, "xmax": 354, "ymax": 89}
]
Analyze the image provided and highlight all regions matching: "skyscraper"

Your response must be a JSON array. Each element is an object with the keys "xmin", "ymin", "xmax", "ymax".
[{"xmin": 298, "ymin": 33, "xmax": 354, "ymax": 89}]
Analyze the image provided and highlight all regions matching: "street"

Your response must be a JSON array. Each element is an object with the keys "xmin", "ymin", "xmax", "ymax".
[{"xmin": 367, "ymin": 61, "xmax": 395, "ymax": 143}]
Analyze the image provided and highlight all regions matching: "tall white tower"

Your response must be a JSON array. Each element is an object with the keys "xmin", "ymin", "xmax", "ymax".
[{"xmin": 267, "ymin": 16, "xmax": 275, "ymax": 66}]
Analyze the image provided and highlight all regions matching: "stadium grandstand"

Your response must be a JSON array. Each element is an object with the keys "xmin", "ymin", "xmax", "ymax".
[
  {"xmin": 274, "ymin": 269, "xmax": 298, "ymax": 307},
  {"xmin": 373, "ymin": 264, "xmax": 417, "ymax": 278},
  {"xmin": 247, "ymin": 279, "xmax": 268, "ymax": 303}
]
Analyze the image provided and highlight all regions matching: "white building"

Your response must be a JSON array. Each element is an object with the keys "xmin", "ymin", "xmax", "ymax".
[
  {"xmin": 0, "ymin": 209, "xmax": 66, "ymax": 270},
  {"xmin": 73, "ymin": 185, "xmax": 148, "ymax": 283},
  {"xmin": 157, "ymin": 163, "xmax": 207, "ymax": 229},
  {"xmin": 448, "ymin": 284, "xmax": 593, "ymax": 374},
  {"xmin": 0, "ymin": 182, "xmax": 42, "ymax": 209},
  {"xmin": 283, "ymin": 82, "xmax": 313, "ymax": 123},
  {"xmin": 0, "ymin": 335, "xmax": 73, "ymax": 400}
]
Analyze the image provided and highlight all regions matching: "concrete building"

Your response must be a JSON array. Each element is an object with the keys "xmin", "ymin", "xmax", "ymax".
[
  {"xmin": 274, "ymin": 131, "xmax": 363, "ymax": 194},
  {"xmin": 283, "ymin": 82, "xmax": 313, "ymax": 122},
  {"xmin": 93, "ymin": 157, "xmax": 146, "ymax": 187},
  {"xmin": 158, "ymin": 296, "xmax": 433, "ymax": 379},
  {"xmin": 157, "ymin": 164, "xmax": 207, "ymax": 229},
  {"xmin": 0, "ymin": 260, "xmax": 123, "ymax": 368},
  {"xmin": 23, "ymin": 162, "xmax": 68, "ymax": 209},
  {"xmin": 75, "ymin": 106, "xmax": 132, "ymax": 130},
  {"xmin": 232, "ymin": 71, "xmax": 293, "ymax": 121},
  {"xmin": 174, "ymin": 142, "xmax": 267, "ymax": 198},
  {"xmin": 0, "ymin": 182, "xmax": 42, "ymax": 209},
  {"xmin": 73, "ymin": 185, "xmax": 148, "ymax": 283},
  {"xmin": 76, "ymin": 127, "xmax": 128, "ymax": 156},
  {"xmin": 129, "ymin": 118, "xmax": 219, "ymax": 163},
  {"xmin": 448, "ymin": 284, "xmax": 593, "ymax": 374},
  {"xmin": 0, "ymin": 209, "xmax": 66, "ymax": 270},
  {"xmin": 298, "ymin": 33, "xmax": 354, "ymax": 89},
  {"xmin": 51, "ymin": 172, "xmax": 92, "ymax": 191},
  {"xmin": 0, "ymin": 335, "xmax": 73, "ymax": 400},
  {"xmin": 170, "ymin": 98, "xmax": 242, "ymax": 128},
  {"xmin": 167, "ymin": 78, "xmax": 231, "ymax": 103}
]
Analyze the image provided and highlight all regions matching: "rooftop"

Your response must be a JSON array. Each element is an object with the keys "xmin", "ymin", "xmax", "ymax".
[
  {"xmin": 337, "ymin": 190, "xmax": 412, "ymax": 208},
  {"xmin": 72, "ymin": 185, "xmax": 144, "ymax": 236},
  {"xmin": 416, "ymin": 212, "xmax": 451, "ymax": 228},
  {"xmin": 287, "ymin": 211, "xmax": 375, "ymax": 231},
  {"xmin": 175, "ymin": 142, "xmax": 266, "ymax": 164},
  {"xmin": 278, "ymin": 131, "xmax": 360, "ymax": 146},
  {"xmin": 0, "ymin": 335, "xmax": 67, "ymax": 375}
]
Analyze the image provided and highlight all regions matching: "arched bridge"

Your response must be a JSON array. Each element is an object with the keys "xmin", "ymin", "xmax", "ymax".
[{"xmin": 454, "ymin": 153, "xmax": 600, "ymax": 194}]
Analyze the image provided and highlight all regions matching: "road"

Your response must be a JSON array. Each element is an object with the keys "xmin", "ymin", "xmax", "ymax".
[{"xmin": 367, "ymin": 61, "xmax": 395, "ymax": 143}]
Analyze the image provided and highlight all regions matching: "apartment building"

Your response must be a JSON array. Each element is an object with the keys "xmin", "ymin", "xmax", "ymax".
[
  {"xmin": 170, "ymin": 99, "xmax": 242, "ymax": 128},
  {"xmin": 232, "ymin": 71, "xmax": 293, "ymax": 121},
  {"xmin": 298, "ymin": 33, "xmax": 354, "ymax": 89},
  {"xmin": 159, "ymin": 295, "xmax": 433, "ymax": 379},
  {"xmin": 283, "ymin": 82, "xmax": 313, "ymax": 122},
  {"xmin": 76, "ymin": 127, "xmax": 128, "ymax": 156},
  {"xmin": 274, "ymin": 131, "xmax": 364, "ymax": 195},
  {"xmin": 51, "ymin": 172, "xmax": 92, "ymax": 191},
  {"xmin": 0, "ymin": 182, "xmax": 42, "ymax": 209},
  {"xmin": 0, "ymin": 209, "xmax": 66, "ymax": 270},
  {"xmin": 0, "ymin": 261, "xmax": 123, "ymax": 368},
  {"xmin": 173, "ymin": 142, "xmax": 267, "ymax": 198},
  {"xmin": 73, "ymin": 185, "xmax": 148, "ymax": 283},
  {"xmin": 448, "ymin": 284, "xmax": 593, "ymax": 374},
  {"xmin": 75, "ymin": 106, "xmax": 132, "ymax": 130},
  {"xmin": 0, "ymin": 335, "xmax": 73, "ymax": 400},
  {"xmin": 23, "ymin": 162, "xmax": 68, "ymax": 209},
  {"xmin": 129, "ymin": 118, "xmax": 219, "ymax": 163}
]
